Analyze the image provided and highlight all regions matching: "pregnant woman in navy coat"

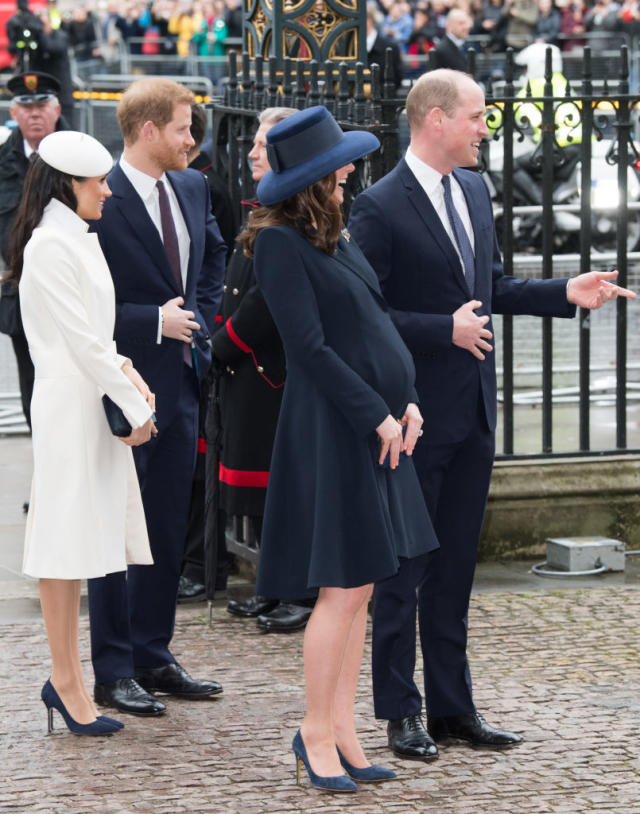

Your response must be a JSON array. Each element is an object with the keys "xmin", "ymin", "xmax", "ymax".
[{"xmin": 241, "ymin": 107, "xmax": 438, "ymax": 792}]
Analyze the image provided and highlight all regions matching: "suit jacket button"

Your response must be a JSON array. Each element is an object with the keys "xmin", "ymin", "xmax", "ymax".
[
  {"xmin": 232, "ymin": 288, "xmax": 239, "ymax": 295},
  {"xmin": 257, "ymin": 365, "xmax": 264, "ymax": 373},
  {"xmin": 223, "ymin": 285, "xmax": 227, "ymax": 292}
]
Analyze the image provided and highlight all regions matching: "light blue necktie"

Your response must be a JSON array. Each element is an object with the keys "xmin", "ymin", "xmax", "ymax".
[{"xmin": 441, "ymin": 174, "xmax": 475, "ymax": 295}]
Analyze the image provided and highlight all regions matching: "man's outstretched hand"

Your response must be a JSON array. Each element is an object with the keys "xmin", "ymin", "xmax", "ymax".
[{"xmin": 567, "ymin": 270, "xmax": 636, "ymax": 309}]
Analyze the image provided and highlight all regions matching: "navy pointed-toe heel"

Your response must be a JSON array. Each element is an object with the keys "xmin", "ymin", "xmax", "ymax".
[
  {"xmin": 98, "ymin": 715, "xmax": 125, "ymax": 730},
  {"xmin": 41, "ymin": 680, "xmax": 119, "ymax": 735},
  {"xmin": 292, "ymin": 730, "xmax": 357, "ymax": 793},
  {"xmin": 337, "ymin": 746, "xmax": 397, "ymax": 782}
]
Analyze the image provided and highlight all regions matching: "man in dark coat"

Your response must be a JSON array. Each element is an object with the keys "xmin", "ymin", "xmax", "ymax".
[
  {"xmin": 215, "ymin": 107, "xmax": 314, "ymax": 632},
  {"xmin": 349, "ymin": 68, "xmax": 634, "ymax": 762},
  {"xmin": 0, "ymin": 72, "xmax": 64, "ymax": 430},
  {"xmin": 430, "ymin": 8, "xmax": 472, "ymax": 72},
  {"xmin": 87, "ymin": 78, "xmax": 227, "ymax": 717}
]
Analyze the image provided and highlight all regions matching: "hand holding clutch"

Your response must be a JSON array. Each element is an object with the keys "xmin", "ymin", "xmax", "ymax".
[{"xmin": 102, "ymin": 395, "xmax": 157, "ymax": 443}]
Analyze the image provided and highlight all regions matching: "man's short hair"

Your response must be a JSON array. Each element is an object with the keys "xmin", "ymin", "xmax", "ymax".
[
  {"xmin": 117, "ymin": 78, "xmax": 194, "ymax": 145},
  {"xmin": 258, "ymin": 106, "xmax": 299, "ymax": 127},
  {"xmin": 190, "ymin": 103, "xmax": 207, "ymax": 148},
  {"xmin": 405, "ymin": 69, "xmax": 472, "ymax": 130}
]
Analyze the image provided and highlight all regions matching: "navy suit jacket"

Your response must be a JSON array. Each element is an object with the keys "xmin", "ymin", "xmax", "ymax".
[
  {"xmin": 349, "ymin": 159, "xmax": 576, "ymax": 445},
  {"xmin": 92, "ymin": 164, "xmax": 226, "ymax": 415}
]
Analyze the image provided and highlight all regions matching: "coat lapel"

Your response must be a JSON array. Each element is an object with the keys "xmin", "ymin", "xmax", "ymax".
[
  {"xmin": 399, "ymin": 160, "xmax": 471, "ymax": 298},
  {"xmin": 332, "ymin": 233, "xmax": 387, "ymax": 303},
  {"xmin": 108, "ymin": 164, "xmax": 181, "ymax": 295}
]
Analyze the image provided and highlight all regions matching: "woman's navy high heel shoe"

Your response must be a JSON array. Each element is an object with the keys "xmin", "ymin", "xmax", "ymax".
[
  {"xmin": 98, "ymin": 715, "xmax": 124, "ymax": 730},
  {"xmin": 337, "ymin": 746, "xmax": 397, "ymax": 782},
  {"xmin": 41, "ymin": 680, "xmax": 119, "ymax": 735},
  {"xmin": 292, "ymin": 730, "xmax": 357, "ymax": 793}
]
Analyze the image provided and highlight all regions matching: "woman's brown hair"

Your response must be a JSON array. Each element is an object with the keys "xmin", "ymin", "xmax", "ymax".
[
  {"xmin": 240, "ymin": 172, "xmax": 343, "ymax": 258},
  {"xmin": 7, "ymin": 156, "xmax": 78, "ymax": 284}
]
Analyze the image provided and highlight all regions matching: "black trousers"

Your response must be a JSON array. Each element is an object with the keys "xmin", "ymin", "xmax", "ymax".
[{"xmin": 372, "ymin": 398, "xmax": 495, "ymax": 720}]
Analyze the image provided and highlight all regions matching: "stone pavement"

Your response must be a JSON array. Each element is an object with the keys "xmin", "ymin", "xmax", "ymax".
[
  {"xmin": 2, "ymin": 585, "xmax": 640, "ymax": 814},
  {"xmin": 2, "ymin": 436, "xmax": 640, "ymax": 813}
]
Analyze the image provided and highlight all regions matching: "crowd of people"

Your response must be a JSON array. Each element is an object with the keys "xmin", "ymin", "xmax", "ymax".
[{"xmin": 5, "ymin": 0, "xmax": 638, "ymax": 94}]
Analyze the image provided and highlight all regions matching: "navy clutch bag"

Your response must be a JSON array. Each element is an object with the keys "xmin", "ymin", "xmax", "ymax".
[{"xmin": 102, "ymin": 395, "xmax": 132, "ymax": 437}]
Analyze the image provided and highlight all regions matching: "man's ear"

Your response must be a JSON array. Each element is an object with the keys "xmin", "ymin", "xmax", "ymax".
[{"xmin": 141, "ymin": 120, "xmax": 156, "ymax": 142}]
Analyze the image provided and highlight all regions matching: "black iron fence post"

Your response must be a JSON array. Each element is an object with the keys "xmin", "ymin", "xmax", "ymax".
[
  {"xmin": 579, "ymin": 47, "xmax": 593, "ymax": 451},
  {"xmin": 500, "ymin": 51, "xmax": 516, "ymax": 456},
  {"xmin": 616, "ymin": 47, "xmax": 631, "ymax": 449},
  {"xmin": 541, "ymin": 47, "xmax": 555, "ymax": 454}
]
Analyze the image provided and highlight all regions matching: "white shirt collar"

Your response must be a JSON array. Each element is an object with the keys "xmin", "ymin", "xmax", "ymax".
[
  {"xmin": 23, "ymin": 138, "xmax": 35, "ymax": 159},
  {"xmin": 447, "ymin": 32, "xmax": 465, "ymax": 49},
  {"xmin": 405, "ymin": 147, "xmax": 446, "ymax": 196},
  {"xmin": 366, "ymin": 29, "xmax": 378, "ymax": 51},
  {"xmin": 41, "ymin": 197, "xmax": 90, "ymax": 233},
  {"xmin": 119, "ymin": 155, "xmax": 168, "ymax": 202}
]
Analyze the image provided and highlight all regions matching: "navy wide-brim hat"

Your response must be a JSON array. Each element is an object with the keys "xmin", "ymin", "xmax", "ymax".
[{"xmin": 257, "ymin": 105, "xmax": 380, "ymax": 206}]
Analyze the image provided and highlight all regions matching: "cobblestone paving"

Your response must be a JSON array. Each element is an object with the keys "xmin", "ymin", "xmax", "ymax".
[{"xmin": 2, "ymin": 587, "xmax": 640, "ymax": 814}]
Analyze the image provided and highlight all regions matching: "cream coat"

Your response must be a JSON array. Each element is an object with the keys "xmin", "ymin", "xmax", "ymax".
[{"xmin": 20, "ymin": 198, "xmax": 154, "ymax": 579}]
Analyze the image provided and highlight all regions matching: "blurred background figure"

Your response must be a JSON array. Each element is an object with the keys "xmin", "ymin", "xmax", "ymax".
[
  {"xmin": 502, "ymin": 0, "xmax": 539, "ymax": 50},
  {"xmin": 6, "ymin": 0, "xmax": 44, "ymax": 72},
  {"xmin": 382, "ymin": 0, "xmax": 414, "ymax": 52},
  {"xmin": 533, "ymin": 0, "xmax": 562, "ymax": 44},
  {"xmin": 366, "ymin": 2, "xmax": 403, "ymax": 90},
  {"xmin": 0, "ymin": 72, "xmax": 65, "ymax": 438},
  {"xmin": 192, "ymin": 0, "xmax": 227, "ymax": 87},
  {"xmin": 430, "ymin": 8, "xmax": 473, "ymax": 70}
]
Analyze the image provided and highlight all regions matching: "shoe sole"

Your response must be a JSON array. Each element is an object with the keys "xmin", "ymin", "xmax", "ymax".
[
  {"xmin": 138, "ymin": 687, "xmax": 223, "ymax": 698},
  {"xmin": 95, "ymin": 701, "xmax": 165, "ymax": 717},
  {"xmin": 433, "ymin": 735, "xmax": 522, "ymax": 750},
  {"xmin": 176, "ymin": 595, "xmax": 207, "ymax": 604},
  {"xmin": 389, "ymin": 748, "xmax": 439, "ymax": 762}
]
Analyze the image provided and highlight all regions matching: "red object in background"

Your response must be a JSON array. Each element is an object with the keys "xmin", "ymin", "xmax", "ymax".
[{"xmin": 0, "ymin": 1, "xmax": 46, "ymax": 71}]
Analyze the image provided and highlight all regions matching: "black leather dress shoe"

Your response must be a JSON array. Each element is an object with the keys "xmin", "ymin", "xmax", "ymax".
[
  {"xmin": 256, "ymin": 602, "xmax": 313, "ymax": 632},
  {"xmin": 227, "ymin": 595, "xmax": 279, "ymax": 618},
  {"xmin": 428, "ymin": 712, "xmax": 523, "ymax": 749},
  {"xmin": 387, "ymin": 714, "xmax": 439, "ymax": 761},
  {"xmin": 177, "ymin": 575, "xmax": 206, "ymax": 604},
  {"xmin": 94, "ymin": 678, "xmax": 166, "ymax": 716},
  {"xmin": 135, "ymin": 662, "xmax": 223, "ymax": 698}
]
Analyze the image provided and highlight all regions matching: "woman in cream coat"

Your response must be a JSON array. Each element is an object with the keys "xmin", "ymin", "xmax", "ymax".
[{"xmin": 10, "ymin": 131, "xmax": 156, "ymax": 736}]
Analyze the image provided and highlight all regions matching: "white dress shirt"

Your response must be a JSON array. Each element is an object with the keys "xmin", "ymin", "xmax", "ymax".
[
  {"xmin": 405, "ymin": 147, "xmax": 475, "ymax": 273},
  {"xmin": 119, "ymin": 157, "xmax": 191, "ymax": 342}
]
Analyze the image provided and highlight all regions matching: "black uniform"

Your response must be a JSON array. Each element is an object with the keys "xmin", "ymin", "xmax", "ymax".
[{"xmin": 212, "ymin": 199, "xmax": 286, "ymax": 518}]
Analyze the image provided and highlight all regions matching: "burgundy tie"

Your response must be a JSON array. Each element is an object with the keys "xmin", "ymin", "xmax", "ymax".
[{"xmin": 157, "ymin": 179, "xmax": 192, "ymax": 367}]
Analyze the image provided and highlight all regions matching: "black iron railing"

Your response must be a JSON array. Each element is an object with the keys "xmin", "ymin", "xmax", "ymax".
[{"xmin": 211, "ymin": 45, "xmax": 640, "ymax": 459}]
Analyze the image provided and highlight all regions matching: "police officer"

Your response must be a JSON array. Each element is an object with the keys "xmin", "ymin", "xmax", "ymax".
[{"xmin": 0, "ymin": 72, "xmax": 66, "ymax": 430}]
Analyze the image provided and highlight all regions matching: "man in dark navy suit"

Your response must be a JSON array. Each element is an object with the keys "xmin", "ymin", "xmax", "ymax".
[
  {"xmin": 88, "ymin": 78, "xmax": 227, "ymax": 716},
  {"xmin": 349, "ymin": 68, "xmax": 634, "ymax": 759}
]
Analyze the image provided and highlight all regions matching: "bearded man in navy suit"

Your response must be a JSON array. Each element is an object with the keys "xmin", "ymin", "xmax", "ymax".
[
  {"xmin": 88, "ymin": 78, "xmax": 227, "ymax": 716},
  {"xmin": 349, "ymin": 69, "xmax": 635, "ymax": 759}
]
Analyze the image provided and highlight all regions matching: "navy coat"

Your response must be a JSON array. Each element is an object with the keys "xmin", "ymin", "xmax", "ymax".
[
  {"xmin": 349, "ymin": 160, "xmax": 576, "ymax": 446},
  {"xmin": 253, "ymin": 225, "xmax": 438, "ymax": 600}
]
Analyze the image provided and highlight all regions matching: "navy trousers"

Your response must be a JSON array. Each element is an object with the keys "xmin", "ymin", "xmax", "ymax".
[
  {"xmin": 88, "ymin": 364, "xmax": 199, "ymax": 683},
  {"xmin": 372, "ymin": 398, "xmax": 495, "ymax": 720}
]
